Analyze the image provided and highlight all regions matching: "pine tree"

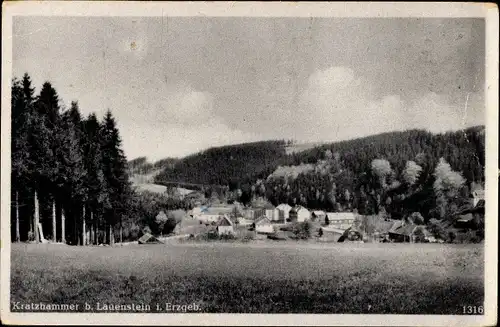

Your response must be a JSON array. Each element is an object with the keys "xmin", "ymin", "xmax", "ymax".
[
  {"xmin": 100, "ymin": 110, "xmax": 131, "ymax": 244},
  {"xmin": 56, "ymin": 102, "xmax": 87, "ymax": 244},
  {"xmin": 83, "ymin": 113, "xmax": 107, "ymax": 244}
]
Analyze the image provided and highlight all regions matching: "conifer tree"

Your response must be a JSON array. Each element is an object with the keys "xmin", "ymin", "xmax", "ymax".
[{"xmin": 100, "ymin": 110, "xmax": 131, "ymax": 244}]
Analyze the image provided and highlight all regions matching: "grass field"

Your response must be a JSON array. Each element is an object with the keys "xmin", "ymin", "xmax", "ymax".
[{"xmin": 10, "ymin": 242, "xmax": 484, "ymax": 314}]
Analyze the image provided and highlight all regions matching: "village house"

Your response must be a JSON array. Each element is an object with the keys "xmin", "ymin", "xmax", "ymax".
[
  {"xmin": 237, "ymin": 217, "xmax": 253, "ymax": 226},
  {"xmin": 191, "ymin": 205, "xmax": 234, "ymax": 223},
  {"xmin": 276, "ymin": 203, "xmax": 292, "ymax": 222},
  {"xmin": 289, "ymin": 205, "xmax": 311, "ymax": 222},
  {"xmin": 250, "ymin": 203, "xmax": 278, "ymax": 221},
  {"xmin": 254, "ymin": 217, "xmax": 275, "ymax": 234},
  {"xmin": 325, "ymin": 212, "xmax": 356, "ymax": 229},
  {"xmin": 388, "ymin": 221, "xmax": 434, "ymax": 243},
  {"xmin": 216, "ymin": 216, "xmax": 234, "ymax": 235}
]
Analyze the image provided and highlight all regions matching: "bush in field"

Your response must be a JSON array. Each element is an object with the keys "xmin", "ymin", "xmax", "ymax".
[
  {"xmin": 324, "ymin": 216, "xmax": 330, "ymax": 226},
  {"xmin": 219, "ymin": 233, "xmax": 236, "ymax": 241},
  {"xmin": 292, "ymin": 221, "xmax": 313, "ymax": 240},
  {"xmin": 241, "ymin": 231, "xmax": 255, "ymax": 242}
]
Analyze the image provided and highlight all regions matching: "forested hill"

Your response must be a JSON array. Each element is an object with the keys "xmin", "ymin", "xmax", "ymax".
[
  {"xmin": 153, "ymin": 126, "xmax": 485, "ymax": 191},
  {"xmin": 290, "ymin": 126, "xmax": 485, "ymax": 184},
  {"xmin": 154, "ymin": 140, "xmax": 289, "ymax": 188}
]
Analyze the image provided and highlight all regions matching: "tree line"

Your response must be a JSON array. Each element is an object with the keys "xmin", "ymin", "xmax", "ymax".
[{"xmin": 11, "ymin": 73, "xmax": 131, "ymax": 245}]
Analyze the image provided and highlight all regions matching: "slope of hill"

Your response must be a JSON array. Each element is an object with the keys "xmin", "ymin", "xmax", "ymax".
[
  {"xmin": 152, "ymin": 126, "xmax": 485, "ymax": 192},
  {"xmin": 154, "ymin": 140, "xmax": 289, "ymax": 188}
]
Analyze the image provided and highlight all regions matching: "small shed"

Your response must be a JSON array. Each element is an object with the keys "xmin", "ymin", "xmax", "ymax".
[
  {"xmin": 138, "ymin": 233, "xmax": 164, "ymax": 244},
  {"xmin": 255, "ymin": 217, "xmax": 274, "ymax": 234},
  {"xmin": 216, "ymin": 216, "xmax": 234, "ymax": 235}
]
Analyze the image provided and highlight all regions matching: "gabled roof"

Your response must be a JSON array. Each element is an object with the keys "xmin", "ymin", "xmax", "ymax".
[
  {"xmin": 389, "ymin": 222, "xmax": 417, "ymax": 236},
  {"xmin": 138, "ymin": 233, "xmax": 163, "ymax": 244},
  {"xmin": 255, "ymin": 217, "xmax": 272, "ymax": 225},
  {"xmin": 253, "ymin": 202, "xmax": 276, "ymax": 209},
  {"xmin": 277, "ymin": 203, "xmax": 292, "ymax": 210},
  {"xmin": 203, "ymin": 206, "xmax": 234, "ymax": 215},
  {"xmin": 217, "ymin": 216, "xmax": 234, "ymax": 227},
  {"xmin": 291, "ymin": 205, "xmax": 309, "ymax": 213},
  {"xmin": 312, "ymin": 211, "xmax": 326, "ymax": 216}
]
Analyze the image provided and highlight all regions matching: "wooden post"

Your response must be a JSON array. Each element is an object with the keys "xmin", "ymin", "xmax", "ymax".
[
  {"xmin": 52, "ymin": 201, "xmax": 56, "ymax": 243},
  {"xmin": 15, "ymin": 191, "xmax": 20, "ymax": 242},
  {"xmin": 82, "ymin": 205, "xmax": 86, "ymax": 246},
  {"xmin": 34, "ymin": 191, "xmax": 40, "ymax": 243},
  {"xmin": 61, "ymin": 209, "xmax": 66, "ymax": 244}
]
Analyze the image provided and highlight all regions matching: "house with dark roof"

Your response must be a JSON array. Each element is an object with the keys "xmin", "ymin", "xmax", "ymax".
[
  {"xmin": 388, "ymin": 221, "xmax": 435, "ymax": 243},
  {"xmin": 388, "ymin": 221, "xmax": 417, "ymax": 242},
  {"xmin": 216, "ymin": 216, "xmax": 234, "ymax": 235}
]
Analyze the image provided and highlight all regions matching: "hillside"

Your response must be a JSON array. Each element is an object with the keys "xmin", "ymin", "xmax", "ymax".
[
  {"xmin": 154, "ymin": 140, "xmax": 289, "ymax": 188},
  {"xmin": 152, "ymin": 126, "xmax": 484, "ymax": 189}
]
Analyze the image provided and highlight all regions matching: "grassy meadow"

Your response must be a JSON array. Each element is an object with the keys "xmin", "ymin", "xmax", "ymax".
[{"xmin": 10, "ymin": 242, "xmax": 484, "ymax": 314}]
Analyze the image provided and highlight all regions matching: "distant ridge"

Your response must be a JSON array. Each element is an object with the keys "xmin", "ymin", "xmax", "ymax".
[{"xmin": 149, "ymin": 126, "xmax": 485, "ymax": 191}]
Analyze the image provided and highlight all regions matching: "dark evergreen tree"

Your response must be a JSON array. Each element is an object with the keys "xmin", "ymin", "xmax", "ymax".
[{"xmin": 100, "ymin": 110, "xmax": 131, "ymax": 244}]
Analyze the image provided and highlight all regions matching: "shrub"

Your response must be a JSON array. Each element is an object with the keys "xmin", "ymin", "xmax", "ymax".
[
  {"xmin": 241, "ymin": 231, "xmax": 255, "ymax": 242},
  {"xmin": 219, "ymin": 233, "xmax": 236, "ymax": 241},
  {"xmin": 292, "ymin": 221, "xmax": 313, "ymax": 240}
]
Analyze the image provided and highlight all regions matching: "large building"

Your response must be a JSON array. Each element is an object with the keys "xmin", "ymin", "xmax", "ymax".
[
  {"xmin": 325, "ymin": 212, "xmax": 356, "ymax": 230},
  {"xmin": 289, "ymin": 205, "xmax": 311, "ymax": 222}
]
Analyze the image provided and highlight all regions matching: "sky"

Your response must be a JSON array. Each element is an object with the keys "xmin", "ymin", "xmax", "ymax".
[{"xmin": 12, "ymin": 17, "xmax": 485, "ymax": 161}]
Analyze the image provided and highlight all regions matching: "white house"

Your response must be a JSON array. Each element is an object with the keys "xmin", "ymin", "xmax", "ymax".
[
  {"xmin": 277, "ymin": 203, "xmax": 292, "ymax": 221},
  {"xmin": 289, "ymin": 205, "xmax": 311, "ymax": 222},
  {"xmin": 194, "ymin": 206, "xmax": 234, "ymax": 223},
  {"xmin": 255, "ymin": 217, "xmax": 274, "ymax": 234},
  {"xmin": 216, "ymin": 216, "xmax": 234, "ymax": 235},
  {"xmin": 325, "ymin": 212, "xmax": 356, "ymax": 230}
]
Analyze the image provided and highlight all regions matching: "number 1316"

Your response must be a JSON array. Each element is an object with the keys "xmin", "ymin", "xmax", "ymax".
[{"xmin": 463, "ymin": 305, "xmax": 484, "ymax": 314}]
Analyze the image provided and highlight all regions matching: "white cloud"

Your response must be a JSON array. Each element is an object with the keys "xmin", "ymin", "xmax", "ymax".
[
  {"xmin": 287, "ymin": 66, "xmax": 484, "ymax": 143},
  {"xmin": 121, "ymin": 83, "xmax": 261, "ymax": 160}
]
